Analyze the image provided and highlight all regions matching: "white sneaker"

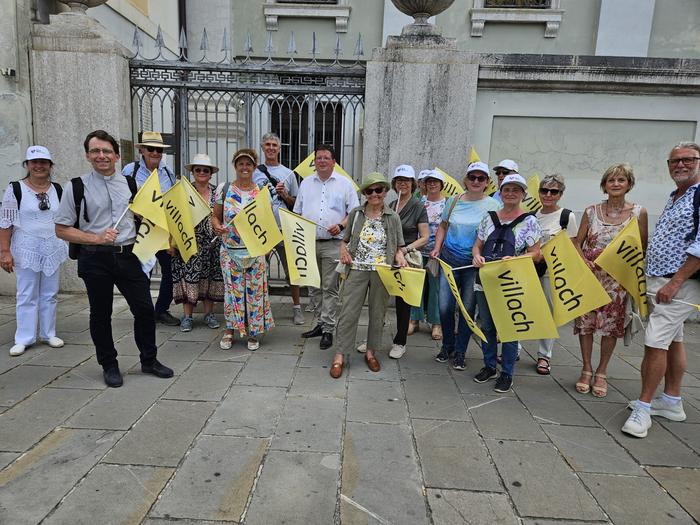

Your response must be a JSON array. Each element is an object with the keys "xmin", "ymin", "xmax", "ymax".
[
  {"xmin": 45, "ymin": 337, "xmax": 64, "ymax": 348},
  {"xmin": 622, "ymin": 404, "xmax": 652, "ymax": 438},
  {"xmin": 293, "ymin": 308, "xmax": 305, "ymax": 325},
  {"xmin": 356, "ymin": 342, "xmax": 367, "ymax": 353},
  {"xmin": 9, "ymin": 344, "xmax": 26, "ymax": 356},
  {"xmin": 389, "ymin": 344, "xmax": 406, "ymax": 359},
  {"xmin": 247, "ymin": 338, "xmax": 260, "ymax": 351},
  {"xmin": 628, "ymin": 396, "xmax": 686, "ymax": 422}
]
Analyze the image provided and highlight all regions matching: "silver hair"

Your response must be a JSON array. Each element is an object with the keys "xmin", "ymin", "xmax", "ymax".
[
  {"xmin": 540, "ymin": 173, "xmax": 566, "ymax": 192},
  {"xmin": 670, "ymin": 142, "xmax": 700, "ymax": 156},
  {"xmin": 261, "ymin": 132, "xmax": 281, "ymax": 145}
]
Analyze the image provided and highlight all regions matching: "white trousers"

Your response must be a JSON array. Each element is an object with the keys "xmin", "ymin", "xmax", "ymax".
[{"xmin": 15, "ymin": 266, "xmax": 60, "ymax": 345}]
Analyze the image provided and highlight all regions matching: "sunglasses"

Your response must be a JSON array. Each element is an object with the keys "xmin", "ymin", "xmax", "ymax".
[
  {"xmin": 145, "ymin": 146, "xmax": 164, "ymax": 153},
  {"xmin": 363, "ymin": 187, "xmax": 385, "ymax": 196},
  {"xmin": 494, "ymin": 169, "xmax": 512, "ymax": 176},
  {"xmin": 539, "ymin": 188, "xmax": 561, "ymax": 196},
  {"xmin": 193, "ymin": 167, "xmax": 211, "ymax": 174},
  {"xmin": 35, "ymin": 192, "xmax": 50, "ymax": 211},
  {"xmin": 466, "ymin": 174, "xmax": 488, "ymax": 182}
]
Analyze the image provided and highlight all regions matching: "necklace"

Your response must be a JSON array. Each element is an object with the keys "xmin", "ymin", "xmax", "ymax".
[
  {"xmin": 25, "ymin": 178, "xmax": 51, "ymax": 192},
  {"xmin": 604, "ymin": 200, "xmax": 625, "ymax": 218}
]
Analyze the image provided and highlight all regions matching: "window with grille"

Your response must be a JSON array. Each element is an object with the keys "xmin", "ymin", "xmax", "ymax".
[{"xmin": 484, "ymin": 0, "xmax": 551, "ymax": 7}]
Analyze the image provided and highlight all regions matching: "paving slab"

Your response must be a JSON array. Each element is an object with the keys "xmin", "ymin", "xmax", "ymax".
[
  {"xmin": 44, "ymin": 464, "xmax": 174, "ymax": 525},
  {"xmin": 581, "ymin": 401, "xmax": 700, "ymax": 467},
  {"xmin": 486, "ymin": 440, "xmax": 605, "ymax": 521},
  {"xmin": 0, "ymin": 344, "xmax": 46, "ymax": 374},
  {"xmin": 271, "ymin": 396, "xmax": 345, "ymax": 453},
  {"xmin": 413, "ymin": 419, "xmax": 502, "ymax": 492},
  {"xmin": 403, "ymin": 372, "xmax": 469, "ymax": 421},
  {"xmin": 647, "ymin": 466, "xmax": 700, "ymax": 523},
  {"xmin": 450, "ymin": 358, "xmax": 514, "ymax": 394},
  {"xmin": 144, "ymin": 520, "xmax": 235, "ymax": 525},
  {"xmin": 203, "ymin": 385, "xmax": 287, "ymax": 437},
  {"xmin": 426, "ymin": 489, "xmax": 518, "ymax": 525},
  {"xmin": 297, "ymin": 341, "xmax": 336, "ymax": 368},
  {"xmin": 151, "ymin": 435, "xmax": 267, "ymax": 522},
  {"xmin": 551, "ymin": 365, "xmax": 629, "ymax": 404},
  {"xmin": 168, "ymin": 325, "xmax": 221, "ymax": 343},
  {"xmin": 657, "ymin": 421, "xmax": 700, "ymax": 454},
  {"xmin": 580, "ymin": 472, "xmax": 696, "ymax": 525},
  {"xmin": 288, "ymin": 365, "xmax": 347, "ymax": 398},
  {"xmin": 0, "ymin": 452, "xmax": 19, "ymax": 470},
  {"xmin": 0, "ymin": 428, "xmax": 122, "ymax": 525},
  {"xmin": 0, "ymin": 387, "xmax": 98, "ymax": 452},
  {"xmin": 397, "ymin": 345, "xmax": 452, "ymax": 376},
  {"xmin": 465, "ymin": 394, "xmax": 548, "ymax": 441},
  {"xmin": 150, "ymin": 339, "xmax": 206, "ymax": 373},
  {"xmin": 341, "ymin": 421, "xmax": 429, "ymax": 525},
  {"xmin": 254, "ymin": 325, "xmax": 304, "ymax": 355},
  {"xmin": 514, "ymin": 375, "xmax": 599, "ymax": 426},
  {"xmin": 198, "ymin": 339, "xmax": 253, "ymax": 362},
  {"xmin": 245, "ymin": 450, "xmax": 339, "ymax": 525},
  {"xmin": 163, "ymin": 360, "xmax": 241, "ymax": 401},
  {"xmin": 103, "ymin": 399, "xmax": 215, "ymax": 466},
  {"xmin": 24, "ymin": 344, "xmax": 94, "ymax": 368},
  {"xmin": 346, "ymin": 352, "xmax": 401, "ymax": 382},
  {"xmin": 49, "ymin": 355, "xmax": 140, "ymax": 390},
  {"xmin": 346, "ymin": 379, "xmax": 408, "ymax": 424},
  {"xmin": 542, "ymin": 425, "xmax": 646, "ymax": 476},
  {"xmin": 66, "ymin": 374, "xmax": 176, "ymax": 430},
  {"xmin": 0, "ymin": 364, "xmax": 70, "ymax": 406},
  {"xmin": 234, "ymin": 353, "xmax": 298, "ymax": 387}
]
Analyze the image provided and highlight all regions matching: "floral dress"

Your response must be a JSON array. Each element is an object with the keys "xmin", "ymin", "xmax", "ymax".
[
  {"xmin": 172, "ymin": 183, "xmax": 224, "ymax": 305},
  {"xmin": 574, "ymin": 203, "xmax": 642, "ymax": 338},
  {"xmin": 351, "ymin": 218, "xmax": 387, "ymax": 270},
  {"xmin": 219, "ymin": 184, "xmax": 274, "ymax": 337}
]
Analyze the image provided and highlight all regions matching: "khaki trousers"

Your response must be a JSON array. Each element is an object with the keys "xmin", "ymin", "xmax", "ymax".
[
  {"xmin": 316, "ymin": 239, "xmax": 341, "ymax": 333},
  {"xmin": 336, "ymin": 269, "xmax": 389, "ymax": 354}
]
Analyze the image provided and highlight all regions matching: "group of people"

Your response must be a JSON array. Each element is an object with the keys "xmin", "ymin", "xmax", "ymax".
[{"xmin": 1, "ymin": 130, "xmax": 698, "ymax": 441}]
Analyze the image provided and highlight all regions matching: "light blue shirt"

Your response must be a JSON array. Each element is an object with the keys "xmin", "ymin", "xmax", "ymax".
[
  {"xmin": 122, "ymin": 156, "xmax": 176, "ymax": 192},
  {"xmin": 441, "ymin": 195, "xmax": 501, "ymax": 266}
]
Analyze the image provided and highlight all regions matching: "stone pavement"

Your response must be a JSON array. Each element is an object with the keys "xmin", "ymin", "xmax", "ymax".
[{"xmin": 0, "ymin": 292, "xmax": 699, "ymax": 525}]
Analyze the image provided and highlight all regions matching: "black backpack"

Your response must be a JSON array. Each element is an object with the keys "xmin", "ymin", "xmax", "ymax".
[
  {"xmin": 534, "ymin": 208, "xmax": 572, "ymax": 277},
  {"xmin": 481, "ymin": 211, "xmax": 532, "ymax": 262},
  {"xmin": 67, "ymin": 175, "xmax": 138, "ymax": 259},
  {"xmin": 11, "ymin": 180, "xmax": 63, "ymax": 207}
]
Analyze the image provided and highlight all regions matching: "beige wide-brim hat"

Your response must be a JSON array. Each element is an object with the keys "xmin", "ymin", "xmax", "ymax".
[
  {"xmin": 185, "ymin": 153, "xmax": 219, "ymax": 173},
  {"xmin": 135, "ymin": 131, "xmax": 171, "ymax": 149}
]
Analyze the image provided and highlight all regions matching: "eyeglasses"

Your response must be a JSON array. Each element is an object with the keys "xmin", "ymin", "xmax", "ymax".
[
  {"xmin": 539, "ymin": 188, "xmax": 561, "ymax": 196},
  {"xmin": 667, "ymin": 157, "xmax": 700, "ymax": 167},
  {"xmin": 494, "ymin": 169, "xmax": 513, "ymax": 176},
  {"xmin": 363, "ymin": 187, "xmax": 385, "ymax": 196},
  {"xmin": 425, "ymin": 178, "xmax": 442, "ymax": 184},
  {"xmin": 193, "ymin": 167, "xmax": 211, "ymax": 174},
  {"xmin": 466, "ymin": 174, "xmax": 488, "ymax": 182},
  {"xmin": 393, "ymin": 177, "xmax": 412, "ymax": 183},
  {"xmin": 145, "ymin": 146, "xmax": 164, "ymax": 153},
  {"xmin": 35, "ymin": 192, "xmax": 50, "ymax": 211},
  {"xmin": 88, "ymin": 148, "xmax": 114, "ymax": 156}
]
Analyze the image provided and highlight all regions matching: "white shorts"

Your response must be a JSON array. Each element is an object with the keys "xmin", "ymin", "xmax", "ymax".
[{"xmin": 645, "ymin": 276, "xmax": 700, "ymax": 350}]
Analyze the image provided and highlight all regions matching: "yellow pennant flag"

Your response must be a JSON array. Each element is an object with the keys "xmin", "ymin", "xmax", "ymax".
[
  {"xmin": 129, "ymin": 169, "xmax": 168, "ymax": 231},
  {"xmin": 594, "ymin": 216, "xmax": 648, "ymax": 317},
  {"xmin": 180, "ymin": 177, "xmax": 212, "ymax": 227},
  {"xmin": 434, "ymin": 167, "xmax": 463, "ymax": 198},
  {"xmin": 233, "ymin": 186, "xmax": 283, "ymax": 257},
  {"xmin": 468, "ymin": 146, "xmax": 481, "ymax": 163},
  {"xmin": 376, "ymin": 265, "xmax": 426, "ymax": 307},
  {"xmin": 162, "ymin": 181, "xmax": 197, "ymax": 263},
  {"xmin": 279, "ymin": 209, "xmax": 321, "ymax": 287},
  {"xmin": 293, "ymin": 152, "xmax": 359, "ymax": 191},
  {"xmin": 479, "ymin": 256, "xmax": 559, "ymax": 342},
  {"xmin": 438, "ymin": 259, "xmax": 487, "ymax": 342},
  {"xmin": 133, "ymin": 217, "xmax": 170, "ymax": 263},
  {"xmin": 521, "ymin": 174, "xmax": 542, "ymax": 213},
  {"xmin": 486, "ymin": 177, "xmax": 498, "ymax": 197},
  {"xmin": 542, "ymin": 232, "xmax": 611, "ymax": 325}
]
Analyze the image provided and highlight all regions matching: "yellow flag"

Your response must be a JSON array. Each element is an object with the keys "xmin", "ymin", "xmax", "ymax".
[
  {"xmin": 233, "ymin": 186, "xmax": 283, "ymax": 257},
  {"xmin": 438, "ymin": 259, "xmax": 487, "ymax": 342},
  {"xmin": 161, "ymin": 181, "xmax": 198, "ymax": 263},
  {"xmin": 542, "ymin": 232, "xmax": 611, "ymax": 325},
  {"xmin": 468, "ymin": 146, "xmax": 481, "ymax": 163},
  {"xmin": 180, "ymin": 177, "xmax": 212, "ymax": 227},
  {"xmin": 434, "ymin": 167, "xmax": 463, "ymax": 198},
  {"xmin": 521, "ymin": 174, "xmax": 542, "ymax": 213},
  {"xmin": 133, "ymin": 218, "xmax": 170, "ymax": 263},
  {"xmin": 479, "ymin": 256, "xmax": 559, "ymax": 342},
  {"xmin": 594, "ymin": 216, "xmax": 648, "ymax": 317},
  {"xmin": 376, "ymin": 265, "xmax": 426, "ymax": 307},
  {"xmin": 279, "ymin": 209, "xmax": 320, "ymax": 287},
  {"xmin": 129, "ymin": 169, "xmax": 168, "ymax": 231},
  {"xmin": 293, "ymin": 152, "xmax": 359, "ymax": 191}
]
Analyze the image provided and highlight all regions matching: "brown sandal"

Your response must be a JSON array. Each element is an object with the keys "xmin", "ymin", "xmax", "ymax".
[
  {"xmin": 329, "ymin": 360, "xmax": 344, "ymax": 379},
  {"xmin": 431, "ymin": 324, "xmax": 443, "ymax": 341},
  {"xmin": 536, "ymin": 357, "xmax": 551, "ymax": 375},
  {"xmin": 592, "ymin": 373, "xmax": 608, "ymax": 398},
  {"xmin": 576, "ymin": 371, "xmax": 593, "ymax": 394},
  {"xmin": 365, "ymin": 354, "xmax": 381, "ymax": 372}
]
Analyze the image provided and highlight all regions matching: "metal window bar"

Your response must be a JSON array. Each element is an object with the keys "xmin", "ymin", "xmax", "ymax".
[{"xmin": 484, "ymin": 0, "xmax": 551, "ymax": 7}]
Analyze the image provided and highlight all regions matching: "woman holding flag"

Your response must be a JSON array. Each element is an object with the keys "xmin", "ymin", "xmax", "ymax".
[
  {"xmin": 332, "ymin": 172, "xmax": 407, "ymax": 378},
  {"xmin": 212, "ymin": 148, "xmax": 274, "ymax": 351},
  {"xmin": 573, "ymin": 164, "xmax": 647, "ymax": 397}
]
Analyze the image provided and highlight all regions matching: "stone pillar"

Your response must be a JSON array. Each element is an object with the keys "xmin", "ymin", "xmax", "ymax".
[
  {"xmin": 30, "ymin": 11, "xmax": 132, "ymax": 291},
  {"xmin": 363, "ymin": 27, "xmax": 479, "ymax": 179}
]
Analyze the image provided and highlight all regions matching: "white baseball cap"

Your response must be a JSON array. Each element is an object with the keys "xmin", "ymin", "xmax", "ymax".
[
  {"xmin": 494, "ymin": 159, "xmax": 519, "ymax": 173},
  {"xmin": 24, "ymin": 145, "xmax": 53, "ymax": 164},
  {"xmin": 392, "ymin": 164, "xmax": 416, "ymax": 180},
  {"xmin": 417, "ymin": 169, "xmax": 433, "ymax": 181},
  {"xmin": 500, "ymin": 173, "xmax": 528, "ymax": 191},
  {"xmin": 466, "ymin": 161, "xmax": 490, "ymax": 175},
  {"xmin": 422, "ymin": 169, "xmax": 444, "ymax": 183}
]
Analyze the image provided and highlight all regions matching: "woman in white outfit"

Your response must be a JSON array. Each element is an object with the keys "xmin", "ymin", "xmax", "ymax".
[{"xmin": 0, "ymin": 146, "xmax": 68, "ymax": 356}]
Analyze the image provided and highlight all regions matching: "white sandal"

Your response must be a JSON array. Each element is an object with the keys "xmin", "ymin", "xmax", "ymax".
[{"xmin": 219, "ymin": 333, "xmax": 234, "ymax": 350}]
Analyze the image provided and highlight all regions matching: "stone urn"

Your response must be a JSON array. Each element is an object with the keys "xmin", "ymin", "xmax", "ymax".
[
  {"xmin": 391, "ymin": 0, "xmax": 456, "ymax": 34},
  {"xmin": 59, "ymin": 0, "xmax": 107, "ymax": 13}
]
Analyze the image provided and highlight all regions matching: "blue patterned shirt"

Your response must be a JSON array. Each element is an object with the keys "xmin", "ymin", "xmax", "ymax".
[{"xmin": 646, "ymin": 183, "xmax": 700, "ymax": 276}]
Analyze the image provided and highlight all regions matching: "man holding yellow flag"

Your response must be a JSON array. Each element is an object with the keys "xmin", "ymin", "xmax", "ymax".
[{"xmin": 623, "ymin": 142, "xmax": 700, "ymax": 438}]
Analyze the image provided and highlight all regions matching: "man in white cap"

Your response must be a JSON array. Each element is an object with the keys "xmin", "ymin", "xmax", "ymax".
[
  {"xmin": 492, "ymin": 159, "xmax": 519, "ymax": 203},
  {"xmin": 122, "ymin": 131, "xmax": 179, "ymax": 326},
  {"xmin": 253, "ymin": 132, "xmax": 304, "ymax": 325}
]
